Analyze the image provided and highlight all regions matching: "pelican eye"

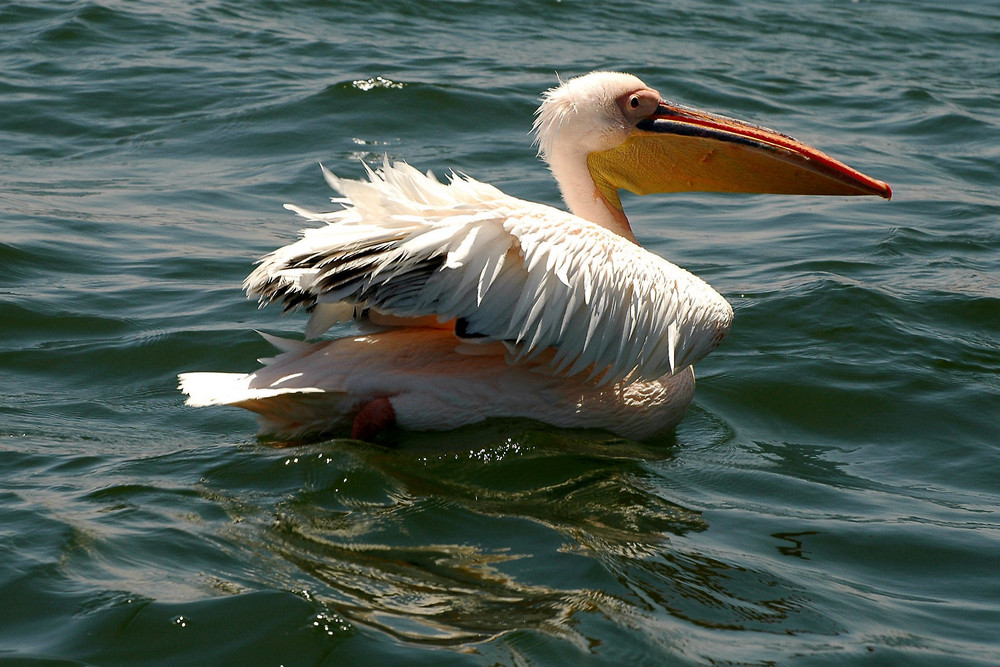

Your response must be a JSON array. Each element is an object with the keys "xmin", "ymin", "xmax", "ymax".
[{"xmin": 629, "ymin": 95, "xmax": 640, "ymax": 109}]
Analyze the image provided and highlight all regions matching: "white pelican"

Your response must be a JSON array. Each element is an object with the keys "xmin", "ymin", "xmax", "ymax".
[{"xmin": 179, "ymin": 71, "xmax": 890, "ymax": 441}]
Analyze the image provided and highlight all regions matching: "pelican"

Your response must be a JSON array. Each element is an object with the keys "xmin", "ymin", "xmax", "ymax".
[{"xmin": 179, "ymin": 71, "xmax": 890, "ymax": 441}]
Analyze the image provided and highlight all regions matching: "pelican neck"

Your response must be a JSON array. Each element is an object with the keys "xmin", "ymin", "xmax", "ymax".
[{"xmin": 545, "ymin": 149, "xmax": 637, "ymax": 243}]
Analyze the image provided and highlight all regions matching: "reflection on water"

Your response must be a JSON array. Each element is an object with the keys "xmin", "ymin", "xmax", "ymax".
[{"xmin": 199, "ymin": 421, "xmax": 839, "ymax": 651}]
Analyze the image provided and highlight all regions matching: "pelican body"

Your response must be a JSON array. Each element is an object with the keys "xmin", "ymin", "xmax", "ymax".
[{"xmin": 179, "ymin": 71, "xmax": 890, "ymax": 441}]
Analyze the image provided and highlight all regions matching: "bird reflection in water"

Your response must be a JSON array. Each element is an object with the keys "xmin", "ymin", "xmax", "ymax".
[{"xmin": 207, "ymin": 423, "xmax": 836, "ymax": 651}]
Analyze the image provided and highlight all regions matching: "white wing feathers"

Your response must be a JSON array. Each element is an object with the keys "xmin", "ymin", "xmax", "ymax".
[{"xmin": 245, "ymin": 161, "xmax": 732, "ymax": 384}]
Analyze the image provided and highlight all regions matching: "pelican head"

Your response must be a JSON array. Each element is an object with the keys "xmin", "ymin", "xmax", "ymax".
[{"xmin": 534, "ymin": 71, "xmax": 891, "ymax": 240}]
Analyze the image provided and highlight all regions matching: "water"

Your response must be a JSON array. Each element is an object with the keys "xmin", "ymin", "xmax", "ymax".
[{"xmin": 2, "ymin": 0, "xmax": 998, "ymax": 663}]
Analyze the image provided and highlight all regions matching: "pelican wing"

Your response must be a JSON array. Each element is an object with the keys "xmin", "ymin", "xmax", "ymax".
[{"xmin": 246, "ymin": 162, "xmax": 733, "ymax": 383}]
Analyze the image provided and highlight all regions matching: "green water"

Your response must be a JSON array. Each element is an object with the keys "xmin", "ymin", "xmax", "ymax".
[{"xmin": 2, "ymin": 1, "xmax": 998, "ymax": 664}]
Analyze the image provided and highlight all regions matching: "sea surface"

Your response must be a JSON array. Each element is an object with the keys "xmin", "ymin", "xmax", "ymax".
[{"xmin": 2, "ymin": 0, "xmax": 998, "ymax": 664}]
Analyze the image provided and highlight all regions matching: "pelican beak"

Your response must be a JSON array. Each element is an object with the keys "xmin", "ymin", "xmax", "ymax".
[{"xmin": 588, "ymin": 100, "xmax": 892, "ymax": 210}]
